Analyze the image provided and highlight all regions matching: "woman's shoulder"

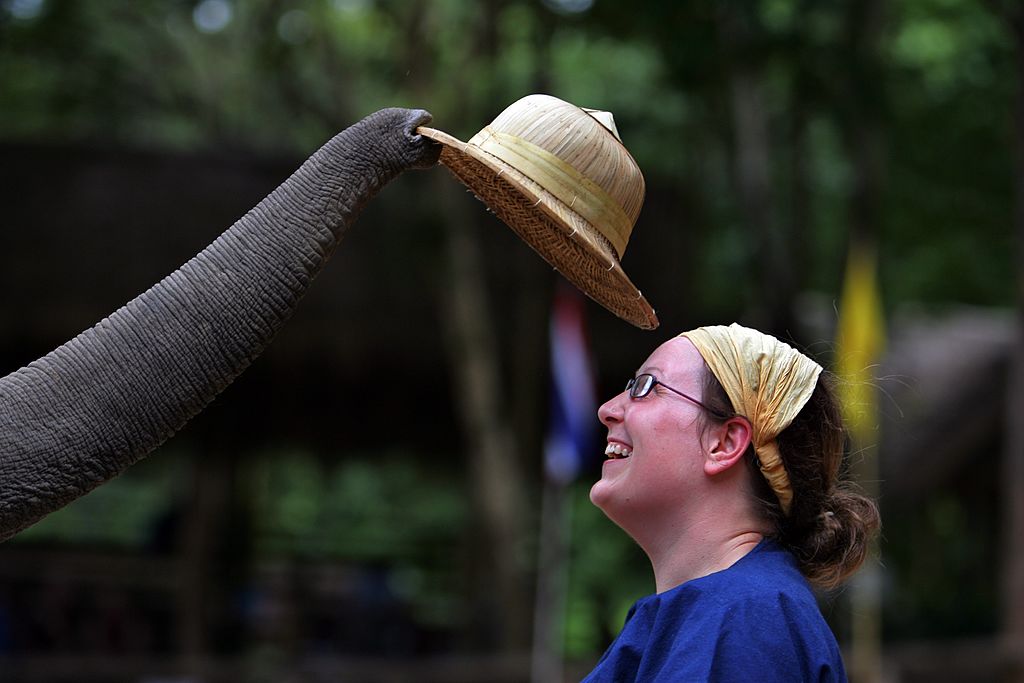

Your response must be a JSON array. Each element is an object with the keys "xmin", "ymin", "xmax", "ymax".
[
  {"xmin": 585, "ymin": 542, "xmax": 845, "ymax": 683},
  {"xmin": 657, "ymin": 540, "xmax": 838, "ymax": 650},
  {"xmin": 645, "ymin": 543, "xmax": 844, "ymax": 681}
]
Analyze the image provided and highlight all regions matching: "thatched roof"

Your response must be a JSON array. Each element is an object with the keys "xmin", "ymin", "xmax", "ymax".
[{"xmin": 879, "ymin": 306, "xmax": 1015, "ymax": 503}]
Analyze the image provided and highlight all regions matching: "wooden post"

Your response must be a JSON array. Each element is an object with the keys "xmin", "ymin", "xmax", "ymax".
[
  {"xmin": 1001, "ymin": 7, "xmax": 1024, "ymax": 680},
  {"xmin": 177, "ymin": 450, "xmax": 229, "ymax": 673},
  {"xmin": 530, "ymin": 478, "xmax": 572, "ymax": 683},
  {"xmin": 838, "ymin": 2, "xmax": 887, "ymax": 679}
]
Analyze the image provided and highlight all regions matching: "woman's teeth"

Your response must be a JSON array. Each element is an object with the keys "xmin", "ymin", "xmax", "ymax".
[{"xmin": 605, "ymin": 443, "xmax": 632, "ymax": 459}]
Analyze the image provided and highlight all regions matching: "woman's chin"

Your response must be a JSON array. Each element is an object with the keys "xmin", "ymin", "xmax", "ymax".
[{"xmin": 589, "ymin": 475, "xmax": 619, "ymax": 512}]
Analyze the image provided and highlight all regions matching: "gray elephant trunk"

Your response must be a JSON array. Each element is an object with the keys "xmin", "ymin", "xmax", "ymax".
[{"xmin": 0, "ymin": 108, "xmax": 439, "ymax": 540}]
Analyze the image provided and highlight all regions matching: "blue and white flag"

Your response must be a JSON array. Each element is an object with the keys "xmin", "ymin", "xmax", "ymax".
[{"xmin": 544, "ymin": 285, "xmax": 597, "ymax": 485}]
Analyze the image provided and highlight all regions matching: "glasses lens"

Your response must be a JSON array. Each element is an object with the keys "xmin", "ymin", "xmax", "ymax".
[{"xmin": 628, "ymin": 374, "xmax": 654, "ymax": 398}]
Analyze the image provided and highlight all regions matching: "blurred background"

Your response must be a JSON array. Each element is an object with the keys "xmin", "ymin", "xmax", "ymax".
[{"xmin": 0, "ymin": 0, "xmax": 1020, "ymax": 681}]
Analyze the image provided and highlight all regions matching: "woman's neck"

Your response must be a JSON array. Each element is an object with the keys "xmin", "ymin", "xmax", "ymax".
[{"xmin": 645, "ymin": 526, "xmax": 767, "ymax": 594}]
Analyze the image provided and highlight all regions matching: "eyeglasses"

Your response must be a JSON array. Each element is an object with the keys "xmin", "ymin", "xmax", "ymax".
[{"xmin": 625, "ymin": 373, "xmax": 730, "ymax": 419}]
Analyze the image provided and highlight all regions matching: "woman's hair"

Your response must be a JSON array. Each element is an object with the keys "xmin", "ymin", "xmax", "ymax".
[{"xmin": 700, "ymin": 366, "xmax": 881, "ymax": 589}]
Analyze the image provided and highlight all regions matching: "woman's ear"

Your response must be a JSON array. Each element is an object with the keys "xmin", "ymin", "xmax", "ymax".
[{"xmin": 703, "ymin": 417, "xmax": 753, "ymax": 476}]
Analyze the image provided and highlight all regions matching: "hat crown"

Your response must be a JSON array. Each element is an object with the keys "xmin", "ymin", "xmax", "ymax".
[
  {"xmin": 417, "ymin": 94, "xmax": 659, "ymax": 328},
  {"xmin": 472, "ymin": 94, "xmax": 645, "ymax": 226}
]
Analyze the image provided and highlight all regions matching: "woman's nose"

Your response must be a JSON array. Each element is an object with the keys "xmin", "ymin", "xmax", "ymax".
[{"xmin": 598, "ymin": 392, "xmax": 625, "ymax": 426}]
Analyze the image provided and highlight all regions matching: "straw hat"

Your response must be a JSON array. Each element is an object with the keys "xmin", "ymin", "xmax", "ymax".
[{"xmin": 418, "ymin": 94, "xmax": 658, "ymax": 330}]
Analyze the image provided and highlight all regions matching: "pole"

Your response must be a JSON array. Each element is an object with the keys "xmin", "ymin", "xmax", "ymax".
[{"xmin": 531, "ymin": 477, "xmax": 573, "ymax": 683}]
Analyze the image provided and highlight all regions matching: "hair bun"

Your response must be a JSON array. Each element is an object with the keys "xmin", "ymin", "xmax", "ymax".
[{"xmin": 791, "ymin": 487, "xmax": 880, "ymax": 589}]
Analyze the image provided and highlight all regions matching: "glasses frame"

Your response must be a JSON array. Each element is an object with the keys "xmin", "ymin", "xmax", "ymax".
[{"xmin": 625, "ymin": 373, "xmax": 731, "ymax": 420}]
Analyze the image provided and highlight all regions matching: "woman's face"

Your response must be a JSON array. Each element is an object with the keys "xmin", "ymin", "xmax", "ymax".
[{"xmin": 590, "ymin": 337, "xmax": 711, "ymax": 531}]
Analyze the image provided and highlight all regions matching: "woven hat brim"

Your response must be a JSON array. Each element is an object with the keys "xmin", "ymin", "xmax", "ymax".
[{"xmin": 419, "ymin": 127, "xmax": 658, "ymax": 330}]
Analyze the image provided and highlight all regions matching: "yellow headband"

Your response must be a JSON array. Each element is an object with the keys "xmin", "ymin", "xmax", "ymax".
[{"xmin": 680, "ymin": 324, "xmax": 822, "ymax": 515}]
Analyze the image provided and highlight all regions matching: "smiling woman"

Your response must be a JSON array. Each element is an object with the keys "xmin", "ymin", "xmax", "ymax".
[{"xmin": 584, "ymin": 323, "xmax": 880, "ymax": 683}]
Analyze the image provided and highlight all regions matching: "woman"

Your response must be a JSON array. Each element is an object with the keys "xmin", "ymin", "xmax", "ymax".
[{"xmin": 584, "ymin": 323, "xmax": 880, "ymax": 682}]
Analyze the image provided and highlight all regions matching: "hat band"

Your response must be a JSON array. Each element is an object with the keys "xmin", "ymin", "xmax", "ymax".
[{"xmin": 470, "ymin": 128, "xmax": 633, "ymax": 258}]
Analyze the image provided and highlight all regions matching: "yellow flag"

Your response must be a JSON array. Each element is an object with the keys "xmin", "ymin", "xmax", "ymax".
[{"xmin": 835, "ymin": 241, "xmax": 886, "ymax": 442}]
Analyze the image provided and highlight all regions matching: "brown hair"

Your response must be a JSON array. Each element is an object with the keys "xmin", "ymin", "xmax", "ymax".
[{"xmin": 700, "ymin": 367, "xmax": 881, "ymax": 589}]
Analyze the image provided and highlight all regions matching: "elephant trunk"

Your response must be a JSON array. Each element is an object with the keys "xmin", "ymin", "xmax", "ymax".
[{"xmin": 0, "ymin": 108, "xmax": 439, "ymax": 541}]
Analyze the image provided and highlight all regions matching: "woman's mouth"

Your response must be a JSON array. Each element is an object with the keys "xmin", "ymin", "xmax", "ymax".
[{"xmin": 605, "ymin": 443, "xmax": 633, "ymax": 459}]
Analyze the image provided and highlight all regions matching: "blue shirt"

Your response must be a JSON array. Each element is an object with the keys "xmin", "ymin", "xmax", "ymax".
[{"xmin": 582, "ymin": 540, "xmax": 845, "ymax": 682}]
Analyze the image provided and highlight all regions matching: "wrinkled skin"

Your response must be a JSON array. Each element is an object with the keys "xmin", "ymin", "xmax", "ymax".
[{"xmin": 0, "ymin": 108, "xmax": 440, "ymax": 541}]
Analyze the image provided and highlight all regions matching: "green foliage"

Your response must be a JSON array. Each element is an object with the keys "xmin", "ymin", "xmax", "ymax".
[
  {"xmin": 882, "ymin": 0, "xmax": 1015, "ymax": 306},
  {"xmin": 2, "ymin": 0, "xmax": 1014, "ymax": 309},
  {"xmin": 249, "ymin": 448, "xmax": 470, "ymax": 629},
  {"xmin": 883, "ymin": 482, "xmax": 1001, "ymax": 639},
  {"xmin": 563, "ymin": 482, "xmax": 650, "ymax": 658},
  {"xmin": 250, "ymin": 448, "xmax": 466, "ymax": 562}
]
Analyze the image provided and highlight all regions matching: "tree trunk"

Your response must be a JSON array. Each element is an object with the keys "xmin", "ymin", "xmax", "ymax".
[
  {"xmin": 719, "ymin": 7, "xmax": 794, "ymax": 336},
  {"xmin": 413, "ymin": 0, "xmax": 533, "ymax": 654},
  {"xmin": 439, "ymin": 175, "xmax": 532, "ymax": 652}
]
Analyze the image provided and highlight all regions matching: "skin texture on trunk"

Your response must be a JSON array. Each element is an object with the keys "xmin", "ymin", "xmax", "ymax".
[{"xmin": 0, "ymin": 108, "xmax": 439, "ymax": 541}]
